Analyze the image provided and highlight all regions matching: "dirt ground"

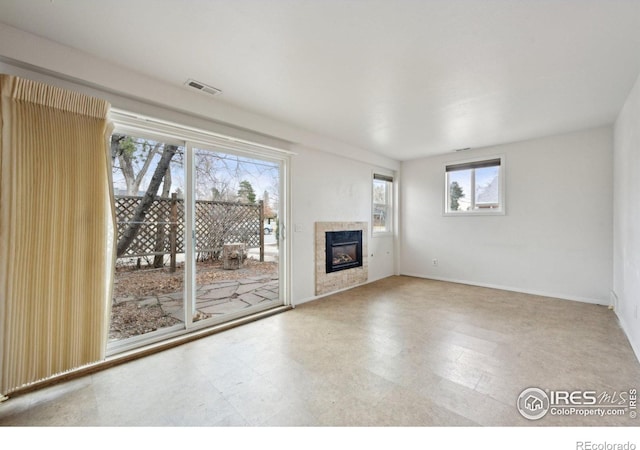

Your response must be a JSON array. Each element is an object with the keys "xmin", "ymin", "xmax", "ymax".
[
  {"xmin": 113, "ymin": 257, "xmax": 278, "ymax": 298},
  {"xmin": 109, "ymin": 258, "xmax": 278, "ymax": 340}
]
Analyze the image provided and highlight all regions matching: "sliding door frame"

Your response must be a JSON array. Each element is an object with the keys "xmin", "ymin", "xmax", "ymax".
[
  {"xmin": 107, "ymin": 110, "xmax": 292, "ymax": 355},
  {"xmin": 184, "ymin": 140, "xmax": 289, "ymax": 333}
]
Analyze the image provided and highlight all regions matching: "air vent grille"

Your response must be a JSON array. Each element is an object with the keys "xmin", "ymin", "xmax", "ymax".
[{"xmin": 185, "ymin": 79, "xmax": 222, "ymax": 96}]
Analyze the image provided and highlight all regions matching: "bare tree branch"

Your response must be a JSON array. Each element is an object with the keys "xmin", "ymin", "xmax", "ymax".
[{"xmin": 117, "ymin": 145, "xmax": 178, "ymax": 257}]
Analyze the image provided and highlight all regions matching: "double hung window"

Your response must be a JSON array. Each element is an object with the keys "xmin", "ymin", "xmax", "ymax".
[{"xmin": 373, "ymin": 173, "xmax": 393, "ymax": 234}]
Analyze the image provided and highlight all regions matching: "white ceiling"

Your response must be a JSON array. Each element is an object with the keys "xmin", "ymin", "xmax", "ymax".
[{"xmin": 1, "ymin": 0, "xmax": 639, "ymax": 161}]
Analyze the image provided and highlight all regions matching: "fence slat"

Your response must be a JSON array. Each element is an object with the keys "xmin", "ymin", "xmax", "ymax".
[{"xmin": 115, "ymin": 195, "xmax": 262, "ymax": 261}]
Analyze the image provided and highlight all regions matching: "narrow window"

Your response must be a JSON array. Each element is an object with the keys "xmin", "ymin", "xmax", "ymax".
[
  {"xmin": 445, "ymin": 157, "xmax": 504, "ymax": 214},
  {"xmin": 373, "ymin": 173, "xmax": 393, "ymax": 234}
]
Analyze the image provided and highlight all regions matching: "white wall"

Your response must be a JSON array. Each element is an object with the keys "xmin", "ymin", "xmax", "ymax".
[
  {"xmin": 401, "ymin": 127, "xmax": 613, "ymax": 304},
  {"xmin": 0, "ymin": 25, "xmax": 399, "ymax": 306},
  {"xmin": 613, "ymin": 73, "xmax": 640, "ymax": 360},
  {"xmin": 291, "ymin": 146, "xmax": 396, "ymax": 304}
]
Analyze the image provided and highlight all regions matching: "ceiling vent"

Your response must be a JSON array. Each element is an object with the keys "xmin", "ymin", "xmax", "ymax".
[{"xmin": 184, "ymin": 79, "xmax": 222, "ymax": 96}]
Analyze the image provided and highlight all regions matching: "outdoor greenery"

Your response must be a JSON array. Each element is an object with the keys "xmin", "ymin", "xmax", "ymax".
[
  {"xmin": 237, "ymin": 180, "xmax": 257, "ymax": 204},
  {"xmin": 449, "ymin": 181, "xmax": 465, "ymax": 211}
]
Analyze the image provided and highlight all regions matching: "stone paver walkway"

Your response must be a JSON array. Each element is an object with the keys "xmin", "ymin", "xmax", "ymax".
[{"xmin": 154, "ymin": 275, "xmax": 279, "ymax": 322}]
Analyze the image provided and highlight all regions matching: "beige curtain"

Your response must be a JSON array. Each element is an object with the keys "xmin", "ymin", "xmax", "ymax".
[{"xmin": 0, "ymin": 74, "xmax": 115, "ymax": 395}]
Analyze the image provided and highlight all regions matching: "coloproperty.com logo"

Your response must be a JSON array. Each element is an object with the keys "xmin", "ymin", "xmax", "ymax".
[{"xmin": 517, "ymin": 387, "xmax": 637, "ymax": 421}]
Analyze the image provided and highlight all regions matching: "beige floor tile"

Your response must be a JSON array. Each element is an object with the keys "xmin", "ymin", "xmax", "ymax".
[{"xmin": 1, "ymin": 276, "xmax": 639, "ymax": 427}]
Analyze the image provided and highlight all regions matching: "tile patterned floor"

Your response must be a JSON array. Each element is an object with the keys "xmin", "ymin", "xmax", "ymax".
[{"xmin": 1, "ymin": 276, "xmax": 639, "ymax": 426}]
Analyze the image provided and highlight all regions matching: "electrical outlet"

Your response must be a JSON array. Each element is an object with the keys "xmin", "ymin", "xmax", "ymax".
[{"xmin": 432, "ymin": 259, "xmax": 438, "ymax": 266}]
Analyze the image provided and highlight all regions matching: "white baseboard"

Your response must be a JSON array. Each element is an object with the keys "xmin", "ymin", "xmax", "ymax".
[
  {"xmin": 293, "ymin": 275, "xmax": 391, "ymax": 306},
  {"xmin": 297, "ymin": 273, "xmax": 609, "ymax": 306},
  {"xmin": 400, "ymin": 272, "xmax": 609, "ymax": 306},
  {"xmin": 615, "ymin": 310, "xmax": 640, "ymax": 364}
]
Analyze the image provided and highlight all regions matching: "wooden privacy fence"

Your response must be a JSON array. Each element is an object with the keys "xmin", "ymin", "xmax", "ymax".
[{"xmin": 115, "ymin": 194, "xmax": 265, "ymax": 267}]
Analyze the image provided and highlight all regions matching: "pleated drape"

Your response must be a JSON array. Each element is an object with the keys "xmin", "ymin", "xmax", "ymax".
[{"xmin": 0, "ymin": 74, "xmax": 115, "ymax": 395}]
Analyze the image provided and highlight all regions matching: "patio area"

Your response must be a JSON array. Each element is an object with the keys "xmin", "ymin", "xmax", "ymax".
[
  {"xmin": 164, "ymin": 274, "xmax": 279, "ymax": 319},
  {"xmin": 109, "ymin": 242, "xmax": 279, "ymax": 341}
]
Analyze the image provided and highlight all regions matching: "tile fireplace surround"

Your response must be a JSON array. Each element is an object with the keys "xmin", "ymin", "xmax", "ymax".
[{"xmin": 315, "ymin": 221, "xmax": 368, "ymax": 296}]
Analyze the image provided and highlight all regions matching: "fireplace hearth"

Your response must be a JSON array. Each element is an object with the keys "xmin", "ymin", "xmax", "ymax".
[{"xmin": 325, "ymin": 230, "xmax": 363, "ymax": 273}]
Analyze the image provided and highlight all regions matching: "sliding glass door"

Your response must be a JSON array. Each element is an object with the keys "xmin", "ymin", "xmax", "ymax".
[
  {"xmin": 189, "ymin": 146, "xmax": 282, "ymax": 325},
  {"xmin": 109, "ymin": 132, "xmax": 186, "ymax": 348},
  {"xmin": 107, "ymin": 121, "xmax": 287, "ymax": 354}
]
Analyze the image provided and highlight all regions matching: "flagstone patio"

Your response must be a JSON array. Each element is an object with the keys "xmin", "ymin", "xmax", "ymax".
[
  {"xmin": 123, "ymin": 275, "xmax": 279, "ymax": 325},
  {"xmin": 109, "ymin": 251, "xmax": 279, "ymax": 340}
]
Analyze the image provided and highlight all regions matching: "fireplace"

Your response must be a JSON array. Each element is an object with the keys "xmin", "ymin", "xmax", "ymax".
[
  {"xmin": 325, "ymin": 230, "xmax": 363, "ymax": 273},
  {"xmin": 315, "ymin": 222, "xmax": 367, "ymax": 295}
]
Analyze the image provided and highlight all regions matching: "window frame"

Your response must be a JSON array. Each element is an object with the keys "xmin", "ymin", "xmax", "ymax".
[
  {"xmin": 372, "ymin": 172, "xmax": 394, "ymax": 236},
  {"xmin": 106, "ymin": 109, "xmax": 292, "ymax": 356},
  {"xmin": 443, "ymin": 155, "xmax": 505, "ymax": 216}
]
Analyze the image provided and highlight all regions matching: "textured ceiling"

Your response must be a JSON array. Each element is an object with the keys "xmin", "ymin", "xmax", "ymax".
[{"xmin": 1, "ymin": 0, "xmax": 639, "ymax": 160}]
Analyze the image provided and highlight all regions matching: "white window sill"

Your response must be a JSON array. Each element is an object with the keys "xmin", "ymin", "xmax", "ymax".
[{"xmin": 443, "ymin": 210, "xmax": 505, "ymax": 217}]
